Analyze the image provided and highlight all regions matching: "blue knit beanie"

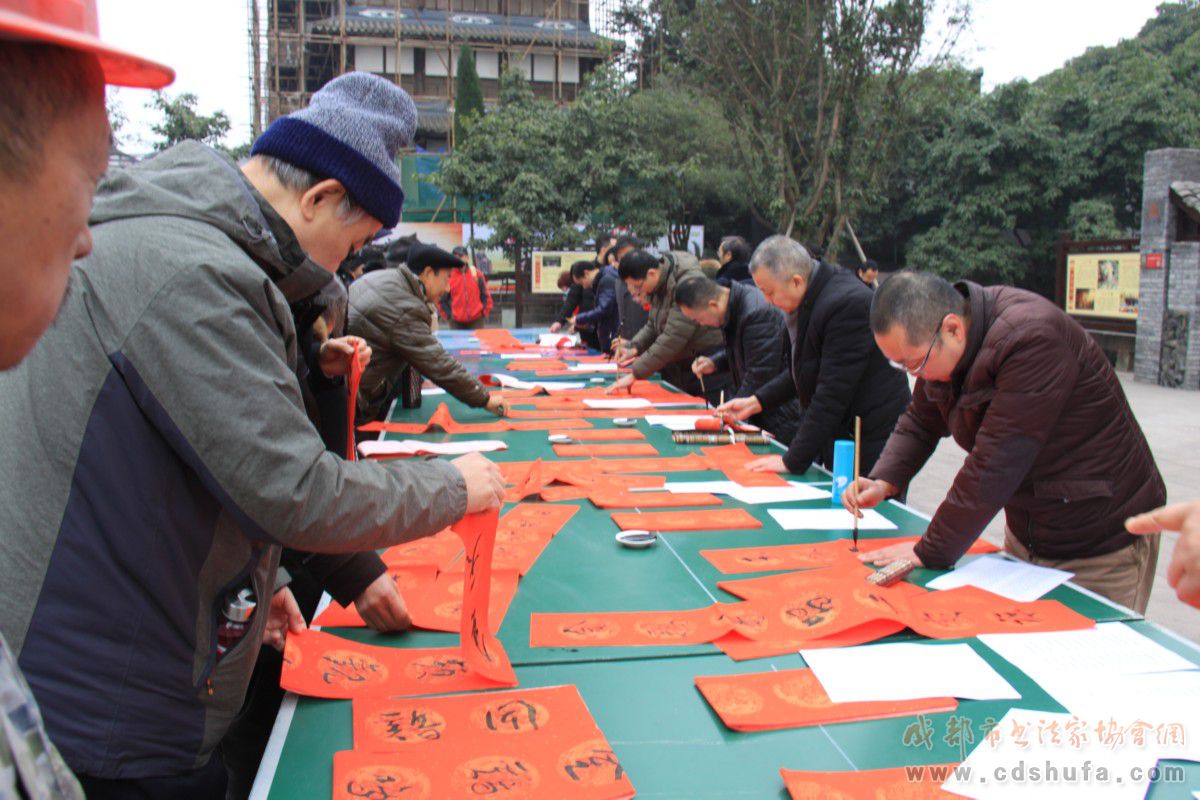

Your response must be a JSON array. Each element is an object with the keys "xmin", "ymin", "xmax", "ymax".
[{"xmin": 251, "ymin": 72, "xmax": 416, "ymax": 227}]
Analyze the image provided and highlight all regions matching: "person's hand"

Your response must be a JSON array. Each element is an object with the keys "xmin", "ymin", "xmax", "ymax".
[
  {"xmin": 450, "ymin": 452, "xmax": 505, "ymax": 513},
  {"xmin": 692, "ymin": 356, "xmax": 716, "ymax": 378},
  {"xmin": 486, "ymin": 393, "xmax": 510, "ymax": 417},
  {"xmin": 746, "ymin": 454, "xmax": 787, "ymax": 473},
  {"xmin": 318, "ymin": 336, "xmax": 372, "ymax": 378},
  {"xmin": 717, "ymin": 395, "xmax": 761, "ymax": 421},
  {"xmin": 262, "ymin": 587, "xmax": 306, "ymax": 651},
  {"xmin": 549, "ymin": 322, "xmax": 563, "ymax": 334},
  {"xmin": 612, "ymin": 344, "xmax": 637, "ymax": 364},
  {"xmin": 1127, "ymin": 501, "xmax": 1200, "ymax": 608},
  {"xmin": 353, "ymin": 572, "xmax": 411, "ymax": 632},
  {"xmin": 842, "ymin": 477, "xmax": 897, "ymax": 516},
  {"xmin": 606, "ymin": 373, "xmax": 636, "ymax": 394},
  {"xmin": 610, "ymin": 337, "xmax": 627, "ymax": 354},
  {"xmin": 857, "ymin": 540, "xmax": 924, "ymax": 568}
]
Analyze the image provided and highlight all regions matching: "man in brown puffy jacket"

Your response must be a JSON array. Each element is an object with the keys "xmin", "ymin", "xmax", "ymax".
[{"xmin": 844, "ymin": 270, "xmax": 1165, "ymax": 613}]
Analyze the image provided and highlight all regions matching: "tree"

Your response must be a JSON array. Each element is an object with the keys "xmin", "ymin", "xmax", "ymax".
[
  {"xmin": 434, "ymin": 68, "xmax": 583, "ymax": 274},
  {"xmin": 149, "ymin": 92, "xmax": 232, "ymax": 152},
  {"xmin": 453, "ymin": 45, "xmax": 485, "ymax": 149},
  {"xmin": 675, "ymin": 0, "xmax": 950, "ymax": 253},
  {"xmin": 875, "ymin": 1, "xmax": 1200, "ymax": 293}
]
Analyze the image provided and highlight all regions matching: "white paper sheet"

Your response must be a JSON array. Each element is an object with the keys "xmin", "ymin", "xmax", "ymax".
[
  {"xmin": 420, "ymin": 387, "xmax": 447, "ymax": 396},
  {"xmin": 644, "ymin": 414, "xmax": 712, "ymax": 431},
  {"xmin": 660, "ymin": 481, "xmax": 745, "ymax": 494},
  {"xmin": 927, "ymin": 555, "xmax": 1074, "ymax": 601},
  {"xmin": 799, "ymin": 642, "xmax": 1021, "ymax": 702},
  {"xmin": 768, "ymin": 507, "xmax": 896, "ymax": 531},
  {"xmin": 1035, "ymin": 670, "xmax": 1200, "ymax": 753},
  {"xmin": 979, "ymin": 624, "xmax": 1198, "ymax": 684},
  {"xmin": 485, "ymin": 373, "xmax": 586, "ymax": 391},
  {"xmin": 583, "ymin": 398, "xmax": 653, "ymax": 409},
  {"xmin": 942, "ymin": 708, "xmax": 1165, "ymax": 800},
  {"xmin": 727, "ymin": 483, "xmax": 832, "ymax": 504},
  {"xmin": 566, "ymin": 363, "xmax": 619, "ymax": 372},
  {"xmin": 538, "ymin": 333, "xmax": 580, "ymax": 347},
  {"xmin": 357, "ymin": 439, "xmax": 508, "ymax": 458}
]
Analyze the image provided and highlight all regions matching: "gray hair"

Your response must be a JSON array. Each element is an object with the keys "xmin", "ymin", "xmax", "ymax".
[
  {"xmin": 251, "ymin": 154, "xmax": 365, "ymax": 223},
  {"xmin": 749, "ymin": 235, "xmax": 815, "ymax": 279},
  {"xmin": 870, "ymin": 270, "xmax": 967, "ymax": 345}
]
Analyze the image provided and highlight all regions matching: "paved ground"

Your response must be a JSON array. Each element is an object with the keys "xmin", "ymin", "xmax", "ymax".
[{"xmin": 902, "ymin": 372, "xmax": 1200, "ymax": 645}]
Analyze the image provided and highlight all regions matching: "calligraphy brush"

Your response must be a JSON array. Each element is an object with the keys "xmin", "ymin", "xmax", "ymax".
[{"xmin": 852, "ymin": 415, "xmax": 862, "ymax": 552}]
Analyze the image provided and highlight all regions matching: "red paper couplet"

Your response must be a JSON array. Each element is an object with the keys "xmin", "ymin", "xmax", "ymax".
[
  {"xmin": 702, "ymin": 536, "xmax": 1001, "ymax": 575},
  {"xmin": 345, "ymin": 346, "xmax": 362, "ymax": 461},
  {"xmin": 337, "ymin": 686, "xmax": 635, "ymax": 799},
  {"xmin": 279, "ymin": 629, "xmax": 514, "ymax": 700},
  {"xmin": 611, "ymin": 508, "xmax": 762, "ymax": 532},
  {"xmin": 695, "ymin": 668, "xmax": 956, "ymax": 732},
  {"xmin": 450, "ymin": 509, "xmax": 518, "ymax": 685},
  {"xmin": 548, "ymin": 428, "xmax": 647, "ymax": 441},
  {"xmin": 530, "ymin": 605, "xmax": 732, "ymax": 648},
  {"xmin": 587, "ymin": 490, "xmax": 723, "ymax": 509},
  {"xmin": 552, "ymin": 443, "xmax": 659, "ymax": 458},
  {"xmin": 904, "ymin": 585, "xmax": 1095, "ymax": 639}
]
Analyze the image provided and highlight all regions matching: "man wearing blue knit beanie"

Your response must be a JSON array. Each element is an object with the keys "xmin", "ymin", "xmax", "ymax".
[{"xmin": 0, "ymin": 72, "xmax": 503, "ymax": 797}]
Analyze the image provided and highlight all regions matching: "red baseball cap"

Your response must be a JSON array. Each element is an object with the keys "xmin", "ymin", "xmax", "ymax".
[{"xmin": 0, "ymin": 0, "xmax": 174, "ymax": 88}]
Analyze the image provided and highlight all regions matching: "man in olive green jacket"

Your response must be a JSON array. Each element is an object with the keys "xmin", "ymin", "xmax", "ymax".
[
  {"xmin": 349, "ymin": 243, "xmax": 507, "ymax": 421},
  {"xmin": 611, "ymin": 250, "xmax": 731, "ymax": 402}
]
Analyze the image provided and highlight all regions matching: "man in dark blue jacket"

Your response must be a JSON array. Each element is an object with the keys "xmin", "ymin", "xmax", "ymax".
[
  {"xmin": 718, "ymin": 236, "xmax": 910, "ymax": 476},
  {"xmin": 571, "ymin": 259, "xmax": 620, "ymax": 352},
  {"xmin": 676, "ymin": 275, "xmax": 801, "ymax": 442}
]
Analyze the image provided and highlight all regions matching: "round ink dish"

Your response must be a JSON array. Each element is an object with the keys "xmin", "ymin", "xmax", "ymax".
[
  {"xmin": 615, "ymin": 529, "xmax": 657, "ymax": 549},
  {"xmin": 547, "ymin": 433, "xmax": 575, "ymax": 444},
  {"xmin": 613, "ymin": 417, "xmax": 637, "ymax": 427}
]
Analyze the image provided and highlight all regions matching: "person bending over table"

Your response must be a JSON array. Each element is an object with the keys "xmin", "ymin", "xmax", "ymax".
[
  {"xmin": 349, "ymin": 241, "xmax": 509, "ymax": 422},
  {"xmin": 0, "ymin": 73, "xmax": 504, "ymax": 799},
  {"xmin": 571, "ymin": 258, "xmax": 621, "ymax": 354},
  {"xmin": 844, "ymin": 270, "xmax": 1166, "ymax": 613},
  {"xmin": 609, "ymin": 249, "xmax": 732, "ymax": 404},
  {"xmin": 717, "ymin": 236, "xmax": 910, "ymax": 477},
  {"xmin": 675, "ymin": 275, "xmax": 801, "ymax": 443}
]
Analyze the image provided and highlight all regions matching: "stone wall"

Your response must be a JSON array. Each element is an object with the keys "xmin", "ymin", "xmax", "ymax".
[{"xmin": 1136, "ymin": 149, "xmax": 1200, "ymax": 389}]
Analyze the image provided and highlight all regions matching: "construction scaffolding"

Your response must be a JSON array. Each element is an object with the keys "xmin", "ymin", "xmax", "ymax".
[{"xmin": 248, "ymin": 0, "xmax": 618, "ymax": 138}]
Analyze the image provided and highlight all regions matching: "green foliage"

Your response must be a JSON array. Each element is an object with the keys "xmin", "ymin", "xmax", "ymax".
[
  {"xmin": 148, "ymin": 92, "xmax": 232, "ymax": 153},
  {"xmin": 433, "ymin": 61, "xmax": 751, "ymax": 258},
  {"xmin": 454, "ymin": 45, "xmax": 484, "ymax": 148},
  {"xmin": 863, "ymin": 1, "xmax": 1200, "ymax": 293},
  {"xmin": 433, "ymin": 67, "xmax": 583, "ymax": 258},
  {"xmin": 1066, "ymin": 199, "xmax": 1123, "ymax": 241},
  {"xmin": 673, "ymin": 0, "xmax": 938, "ymax": 253}
]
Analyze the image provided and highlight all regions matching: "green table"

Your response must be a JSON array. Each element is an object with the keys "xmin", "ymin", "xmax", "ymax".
[{"xmin": 251, "ymin": 331, "xmax": 1199, "ymax": 799}]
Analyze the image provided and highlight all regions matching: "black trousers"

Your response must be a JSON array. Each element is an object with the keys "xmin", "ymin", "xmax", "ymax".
[{"xmin": 78, "ymin": 753, "xmax": 228, "ymax": 800}]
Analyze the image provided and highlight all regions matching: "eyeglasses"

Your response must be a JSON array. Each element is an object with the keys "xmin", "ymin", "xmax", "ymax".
[{"xmin": 888, "ymin": 318, "xmax": 943, "ymax": 376}]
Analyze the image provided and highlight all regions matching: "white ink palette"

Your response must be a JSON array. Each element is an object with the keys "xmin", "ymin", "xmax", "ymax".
[
  {"xmin": 615, "ymin": 529, "xmax": 657, "ymax": 549},
  {"xmin": 613, "ymin": 417, "xmax": 638, "ymax": 427}
]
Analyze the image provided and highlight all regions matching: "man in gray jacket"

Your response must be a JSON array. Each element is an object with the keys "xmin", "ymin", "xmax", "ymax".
[
  {"xmin": 350, "ymin": 242, "xmax": 507, "ymax": 422},
  {"xmin": 610, "ymin": 249, "xmax": 732, "ymax": 402},
  {"xmin": 0, "ymin": 73, "xmax": 502, "ymax": 797}
]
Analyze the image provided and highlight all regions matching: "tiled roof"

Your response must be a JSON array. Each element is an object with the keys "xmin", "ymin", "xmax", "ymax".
[{"xmin": 310, "ymin": 6, "xmax": 620, "ymax": 50}]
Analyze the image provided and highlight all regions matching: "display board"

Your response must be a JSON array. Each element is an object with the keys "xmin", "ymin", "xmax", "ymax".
[{"xmin": 1064, "ymin": 251, "xmax": 1140, "ymax": 320}]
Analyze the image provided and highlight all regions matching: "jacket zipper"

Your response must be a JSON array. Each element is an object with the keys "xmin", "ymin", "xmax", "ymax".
[{"xmin": 195, "ymin": 550, "xmax": 261, "ymax": 695}]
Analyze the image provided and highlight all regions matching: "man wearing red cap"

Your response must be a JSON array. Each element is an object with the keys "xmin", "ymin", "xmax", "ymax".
[{"xmin": 0, "ymin": 2, "xmax": 173, "ymax": 797}]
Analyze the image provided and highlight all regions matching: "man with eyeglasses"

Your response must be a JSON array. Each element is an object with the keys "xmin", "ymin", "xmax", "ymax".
[
  {"xmin": 844, "ymin": 270, "xmax": 1165, "ymax": 613},
  {"xmin": 717, "ymin": 236, "xmax": 910, "ymax": 477}
]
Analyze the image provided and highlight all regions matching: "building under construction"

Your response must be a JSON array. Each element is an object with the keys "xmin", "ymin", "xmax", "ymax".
[{"xmin": 250, "ymin": 0, "xmax": 623, "ymax": 150}]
